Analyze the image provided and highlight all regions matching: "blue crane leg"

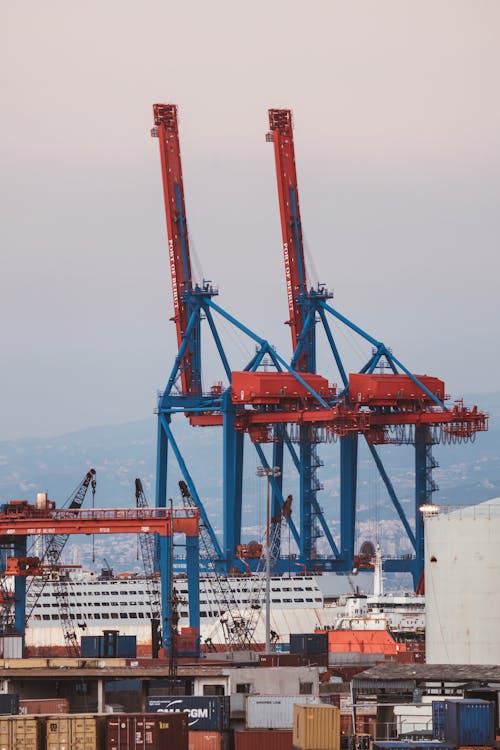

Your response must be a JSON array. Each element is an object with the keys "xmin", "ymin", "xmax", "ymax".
[
  {"xmin": 155, "ymin": 417, "xmax": 168, "ymax": 578},
  {"xmin": 299, "ymin": 427, "xmax": 313, "ymax": 561},
  {"xmin": 340, "ymin": 434, "xmax": 358, "ymax": 568},
  {"xmin": 222, "ymin": 390, "xmax": 243, "ymax": 571},
  {"xmin": 414, "ymin": 426, "xmax": 432, "ymax": 587},
  {"xmin": 161, "ymin": 533, "xmax": 173, "ymax": 654},
  {"xmin": 14, "ymin": 537, "xmax": 27, "ymax": 637}
]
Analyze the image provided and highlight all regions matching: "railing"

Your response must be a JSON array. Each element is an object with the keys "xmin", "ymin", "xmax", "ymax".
[{"xmin": 46, "ymin": 507, "xmax": 199, "ymax": 521}]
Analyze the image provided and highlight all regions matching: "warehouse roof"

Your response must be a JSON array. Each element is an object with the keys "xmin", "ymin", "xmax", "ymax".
[{"xmin": 353, "ymin": 663, "xmax": 500, "ymax": 683}]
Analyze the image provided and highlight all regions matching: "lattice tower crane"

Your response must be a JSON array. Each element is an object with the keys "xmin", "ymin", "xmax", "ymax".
[
  {"xmin": 134, "ymin": 478, "xmax": 162, "ymax": 655},
  {"xmin": 178, "ymin": 480, "xmax": 255, "ymax": 649},
  {"xmin": 25, "ymin": 469, "xmax": 96, "ymax": 656}
]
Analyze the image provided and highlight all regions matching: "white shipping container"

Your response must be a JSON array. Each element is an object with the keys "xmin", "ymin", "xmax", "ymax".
[
  {"xmin": 245, "ymin": 695, "xmax": 322, "ymax": 729},
  {"xmin": 0, "ymin": 636, "xmax": 23, "ymax": 659},
  {"xmin": 393, "ymin": 704, "xmax": 433, "ymax": 735}
]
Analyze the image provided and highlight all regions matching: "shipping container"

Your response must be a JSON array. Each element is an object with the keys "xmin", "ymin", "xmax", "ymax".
[
  {"xmin": 46, "ymin": 714, "xmax": 99, "ymax": 750},
  {"xmin": 431, "ymin": 702, "xmax": 445, "ymax": 740},
  {"xmin": 259, "ymin": 654, "xmax": 306, "ymax": 667},
  {"xmin": 246, "ymin": 695, "xmax": 322, "ymax": 730},
  {"xmin": 373, "ymin": 743, "xmax": 455, "ymax": 750},
  {"xmin": 444, "ymin": 700, "xmax": 495, "ymax": 747},
  {"xmin": 290, "ymin": 633, "xmax": 328, "ymax": 655},
  {"xmin": 19, "ymin": 699, "xmax": 69, "ymax": 716},
  {"xmin": 189, "ymin": 730, "xmax": 231, "ymax": 750},
  {"xmin": 0, "ymin": 716, "xmax": 39, "ymax": 750},
  {"xmin": 146, "ymin": 696, "xmax": 230, "ymax": 731},
  {"xmin": 105, "ymin": 712, "xmax": 188, "ymax": 750},
  {"xmin": 81, "ymin": 634, "xmax": 136, "ymax": 659},
  {"xmin": 235, "ymin": 729, "xmax": 293, "ymax": 750},
  {"xmin": 293, "ymin": 704, "xmax": 340, "ymax": 750},
  {"xmin": 0, "ymin": 636, "xmax": 23, "ymax": 659},
  {"xmin": 0, "ymin": 695, "xmax": 18, "ymax": 716}
]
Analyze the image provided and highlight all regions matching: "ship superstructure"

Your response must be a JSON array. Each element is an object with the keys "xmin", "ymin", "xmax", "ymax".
[{"xmin": 24, "ymin": 570, "xmax": 325, "ymax": 651}]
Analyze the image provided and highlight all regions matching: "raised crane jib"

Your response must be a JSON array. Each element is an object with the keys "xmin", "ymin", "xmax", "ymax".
[
  {"xmin": 153, "ymin": 103, "xmax": 195, "ymax": 395},
  {"xmin": 267, "ymin": 109, "xmax": 308, "ymax": 369}
]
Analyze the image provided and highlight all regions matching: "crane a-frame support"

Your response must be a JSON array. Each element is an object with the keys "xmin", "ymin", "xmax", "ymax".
[
  {"xmin": 266, "ymin": 108, "xmax": 449, "ymax": 586},
  {"xmin": 0, "ymin": 507, "xmax": 200, "ymax": 655},
  {"xmin": 152, "ymin": 103, "xmax": 487, "ymax": 592}
]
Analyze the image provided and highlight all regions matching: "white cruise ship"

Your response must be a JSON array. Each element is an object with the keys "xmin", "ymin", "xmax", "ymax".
[
  {"xmin": 21, "ymin": 551, "xmax": 425, "ymax": 652},
  {"xmin": 23, "ymin": 569, "xmax": 325, "ymax": 653}
]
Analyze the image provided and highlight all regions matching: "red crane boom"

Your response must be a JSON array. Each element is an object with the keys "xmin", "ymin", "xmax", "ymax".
[
  {"xmin": 267, "ymin": 109, "xmax": 309, "ymax": 370},
  {"xmin": 152, "ymin": 103, "xmax": 195, "ymax": 394}
]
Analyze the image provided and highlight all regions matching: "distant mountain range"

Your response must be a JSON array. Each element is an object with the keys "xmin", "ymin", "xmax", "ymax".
[{"xmin": 0, "ymin": 392, "xmax": 497, "ymax": 568}]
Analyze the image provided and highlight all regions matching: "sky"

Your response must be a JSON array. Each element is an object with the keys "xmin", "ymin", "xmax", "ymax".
[{"xmin": 2, "ymin": 1, "xmax": 499, "ymax": 440}]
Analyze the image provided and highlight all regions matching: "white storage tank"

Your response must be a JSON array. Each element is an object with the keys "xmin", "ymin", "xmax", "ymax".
[{"xmin": 424, "ymin": 498, "xmax": 500, "ymax": 664}]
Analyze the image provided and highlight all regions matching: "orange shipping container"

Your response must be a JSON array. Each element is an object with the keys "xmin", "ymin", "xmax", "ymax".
[
  {"xmin": 293, "ymin": 704, "xmax": 340, "ymax": 750},
  {"xmin": 19, "ymin": 698, "xmax": 70, "ymax": 715},
  {"xmin": 235, "ymin": 729, "xmax": 293, "ymax": 750},
  {"xmin": 189, "ymin": 731, "xmax": 230, "ymax": 750}
]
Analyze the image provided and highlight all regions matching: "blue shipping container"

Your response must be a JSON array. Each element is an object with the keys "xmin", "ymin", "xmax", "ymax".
[
  {"xmin": 80, "ymin": 636, "xmax": 100, "ymax": 658},
  {"xmin": 114, "ymin": 636, "xmax": 137, "ymax": 658},
  {"xmin": 443, "ymin": 699, "xmax": 495, "ymax": 747},
  {"xmin": 80, "ymin": 634, "xmax": 136, "ymax": 658},
  {"xmin": 373, "ymin": 743, "xmax": 455, "ymax": 750},
  {"xmin": 0, "ymin": 694, "xmax": 18, "ymax": 716},
  {"xmin": 289, "ymin": 632, "xmax": 328, "ymax": 654},
  {"xmin": 432, "ymin": 701, "xmax": 445, "ymax": 740},
  {"xmin": 146, "ymin": 696, "xmax": 230, "ymax": 731}
]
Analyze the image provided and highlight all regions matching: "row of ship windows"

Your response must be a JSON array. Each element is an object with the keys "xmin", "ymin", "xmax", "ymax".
[
  {"xmin": 42, "ymin": 586, "xmax": 317, "ymax": 601},
  {"xmin": 39, "ymin": 602, "xmax": 144, "ymax": 608},
  {"xmin": 33, "ymin": 612, "xmax": 153, "ymax": 621},
  {"xmin": 37, "ymin": 597, "xmax": 321, "ymax": 617},
  {"xmin": 42, "ymin": 590, "xmax": 147, "ymax": 597}
]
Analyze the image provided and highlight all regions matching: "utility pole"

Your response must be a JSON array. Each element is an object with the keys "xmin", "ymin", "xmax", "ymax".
[{"xmin": 256, "ymin": 466, "xmax": 281, "ymax": 653}]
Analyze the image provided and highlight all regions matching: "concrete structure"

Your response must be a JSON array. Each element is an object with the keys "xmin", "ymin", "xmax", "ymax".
[
  {"xmin": 0, "ymin": 658, "xmax": 322, "ymax": 717},
  {"xmin": 424, "ymin": 498, "xmax": 500, "ymax": 664}
]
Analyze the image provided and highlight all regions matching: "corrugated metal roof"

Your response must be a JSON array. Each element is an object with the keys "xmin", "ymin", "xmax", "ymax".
[{"xmin": 353, "ymin": 664, "xmax": 500, "ymax": 683}]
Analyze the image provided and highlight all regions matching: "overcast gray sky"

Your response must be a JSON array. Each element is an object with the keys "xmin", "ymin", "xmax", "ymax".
[{"xmin": 2, "ymin": 1, "xmax": 499, "ymax": 440}]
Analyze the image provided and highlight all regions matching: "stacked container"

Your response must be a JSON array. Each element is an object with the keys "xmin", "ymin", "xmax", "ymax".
[
  {"xmin": 235, "ymin": 729, "xmax": 293, "ymax": 750},
  {"xmin": 245, "ymin": 695, "xmax": 322, "ymax": 730},
  {"xmin": 188, "ymin": 731, "xmax": 231, "ymax": 749},
  {"xmin": 0, "ymin": 695, "xmax": 18, "ymax": 716},
  {"xmin": 105, "ymin": 712, "xmax": 188, "ymax": 750},
  {"xmin": 290, "ymin": 634, "xmax": 328, "ymax": 656},
  {"xmin": 146, "ymin": 696, "xmax": 230, "ymax": 732},
  {"xmin": 292, "ymin": 704, "xmax": 340, "ymax": 750},
  {"xmin": 431, "ymin": 701, "xmax": 445, "ymax": 741},
  {"xmin": 372, "ymin": 743, "xmax": 455, "ymax": 750},
  {"xmin": 443, "ymin": 699, "xmax": 495, "ymax": 747},
  {"xmin": 20, "ymin": 699, "xmax": 69, "ymax": 716},
  {"xmin": 0, "ymin": 716, "xmax": 39, "ymax": 750},
  {"xmin": 46, "ymin": 714, "xmax": 99, "ymax": 750}
]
